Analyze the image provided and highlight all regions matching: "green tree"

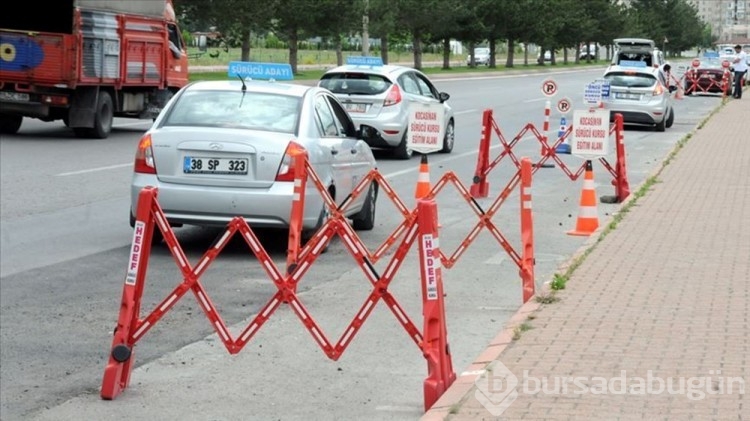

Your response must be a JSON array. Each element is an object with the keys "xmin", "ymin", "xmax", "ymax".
[
  {"xmin": 177, "ymin": 0, "xmax": 274, "ymax": 61},
  {"xmin": 312, "ymin": 0, "xmax": 364, "ymax": 65},
  {"xmin": 271, "ymin": 0, "xmax": 320, "ymax": 73}
]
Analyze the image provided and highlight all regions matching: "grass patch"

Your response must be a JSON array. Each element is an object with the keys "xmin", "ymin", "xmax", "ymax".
[
  {"xmin": 448, "ymin": 403, "xmax": 461, "ymax": 414},
  {"xmin": 535, "ymin": 292, "xmax": 560, "ymax": 304},
  {"xmin": 550, "ymin": 274, "xmax": 568, "ymax": 290},
  {"xmin": 512, "ymin": 322, "xmax": 534, "ymax": 340}
]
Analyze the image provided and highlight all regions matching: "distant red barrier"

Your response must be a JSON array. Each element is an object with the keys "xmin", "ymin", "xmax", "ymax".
[{"xmin": 471, "ymin": 109, "xmax": 630, "ymax": 203}]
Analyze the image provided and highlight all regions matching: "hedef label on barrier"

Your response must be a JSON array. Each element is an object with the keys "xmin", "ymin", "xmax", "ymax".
[
  {"xmin": 421, "ymin": 234, "xmax": 440, "ymax": 300},
  {"xmin": 125, "ymin": 221, "xmax": 146, "ymax": 285}
]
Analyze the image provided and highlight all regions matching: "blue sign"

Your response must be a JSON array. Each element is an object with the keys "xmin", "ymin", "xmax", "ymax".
[
  {"xmin": 619, "ymin": 60, "xmax": 648, "ymax": 68},
  {"xmin": 584, "ymin": 82, "xmax": 602, "ymax": 105},
  {"xmin": 346, "ymin": 56, "xmax": 383, "ymax": 66},
  {"xmin": 227, "ymin": 62, "xmax": 293, "ymax": 81},
  {"xmin": 601, "ymin": 81, "xmax": 611, "ymax": 98}
]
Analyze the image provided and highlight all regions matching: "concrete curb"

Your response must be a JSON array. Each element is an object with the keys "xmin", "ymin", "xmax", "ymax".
[{"xmin": 419, "ymin": 96, "xmax": 728, "ymax": 421}]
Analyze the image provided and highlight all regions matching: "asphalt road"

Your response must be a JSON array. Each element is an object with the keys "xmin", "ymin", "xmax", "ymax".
[{"xmin": 0, "ymin": 65, "xmax": 722, "ymax": 420}]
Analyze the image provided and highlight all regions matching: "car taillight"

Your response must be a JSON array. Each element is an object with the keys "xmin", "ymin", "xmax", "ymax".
[
  {"xmin": 653, "ymin": 84, "xmax": 664, "ymax": 96},
  {"xmin": 383, "ymin": 84, "xmax": 402, "ymax": 107},
  {"xmin": 275, "ymin": 141, "xmax": 306, "ymax": 182},
  {"xmin": 134, "ymin": 134, "xmax": 156, "ymax": 174}
]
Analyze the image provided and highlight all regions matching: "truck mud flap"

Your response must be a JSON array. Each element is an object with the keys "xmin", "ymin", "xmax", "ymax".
[{"xmin": 68, "ymin": 86, "xmax": 99, "ymax": 128}]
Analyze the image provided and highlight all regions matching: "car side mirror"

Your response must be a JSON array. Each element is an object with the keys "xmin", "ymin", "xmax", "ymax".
[
  {"xmin": 663, "ymin": 63, "xmax": 671, "ymax": 73},
  {"xmin": 438, "ymin": 92, "xmax": 450, "ymax": 103}
]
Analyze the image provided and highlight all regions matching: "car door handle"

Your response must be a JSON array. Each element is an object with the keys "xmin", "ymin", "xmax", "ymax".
[
  {"xmin": 331, "ymin": 148, "xmax": 339, "ymax": 155},
  {"xmin": 350, "ymin": 148, "xmax": 357, "ymax": 154}
]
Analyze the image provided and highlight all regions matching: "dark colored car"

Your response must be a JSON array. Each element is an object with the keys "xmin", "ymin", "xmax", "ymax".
[{"xmin": 684, "ymin": 54, "xmax": 731, "ymax": 95}]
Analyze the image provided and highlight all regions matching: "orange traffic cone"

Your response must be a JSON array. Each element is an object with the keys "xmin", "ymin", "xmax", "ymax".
[
  {"xmin": 415, "ymin": 154, "xmax": 431, "ymax": 199},
  {"xmin": 567, "ymin": 160, "xmax": 599, "ymax": 236},
  {"xmin": 674, "ymin": 84, "xmax": 684, "ymax": 100}
]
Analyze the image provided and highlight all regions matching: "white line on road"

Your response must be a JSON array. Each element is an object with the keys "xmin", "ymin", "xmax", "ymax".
[
  {"xmin": 454, "ymin": 109, "xmax": 477, "ymax": 115},
  {"xmin": 523, "ymin": 97, "xmax": 550, "ymax": 103},
  {"xmin": 57, "ymin": 163, "xmax": 132, "ymax": 176}
]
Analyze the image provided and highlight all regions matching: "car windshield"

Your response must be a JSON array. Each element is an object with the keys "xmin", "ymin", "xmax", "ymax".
[
  {"xmin": 615, "ymin": 53, "xmax": 654, "ymax": 67},
  {"xmin": 319, "ymin": 73, "xmax": 391, "ymax": 95},
  {"xmin": 700, "ymin": 58, "xmax": 724, "ymax": 68},
  {"xmin": 604, "ymin": 72, "xmax": 656, "ymax": 88},
  {"xmin": 475, "ymin": 48, "xmax": 490, "ymax": 55},
  {"xmin": 163, "ymin": 90, "xmax": 301, "ymax": 133}
]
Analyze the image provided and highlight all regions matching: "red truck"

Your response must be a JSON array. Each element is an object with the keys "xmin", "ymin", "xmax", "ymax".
[{"xmin": 0, "ymin": 0, "xmax": 188, "ymax": 138}]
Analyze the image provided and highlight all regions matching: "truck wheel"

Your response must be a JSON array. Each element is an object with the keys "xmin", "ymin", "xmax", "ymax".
[
  {"xmin": 90, "ymin": 91, "xmax": 114, "ymax": 139},
  {"xmin": 0, "ymin": 115, "xmax": 23, "ymax": 134}
]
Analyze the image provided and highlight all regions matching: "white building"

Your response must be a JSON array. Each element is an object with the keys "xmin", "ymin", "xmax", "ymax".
[{"xmin": 687, "ymin": 0, "xmax": 750, "ymax": 42}]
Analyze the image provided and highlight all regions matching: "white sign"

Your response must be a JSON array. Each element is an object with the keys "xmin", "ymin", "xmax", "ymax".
[
  {"xmin": 407, "ymin": 102, "xmax": 445, "ymax": 154},
  {"xmin": 583, "ymin": 82, "xmax": 602, "ymax": 105},
  {"xmin": 541, "ymin": 79, "xmax": 558, "ymax": 97},
  {"xmin": 557, "ymin": 97, "xmax": 572, "ymax": 114},
  {"xmin": 421, "ymin": 234, "xmax": 440, "ymax": 300},
  {"xmin": 572, "ymin": 109, "xmax": 610, "ymax": 158},
  {"xmin": 125, "ymin": 221, "xmax": 146, "ymax": 285}
]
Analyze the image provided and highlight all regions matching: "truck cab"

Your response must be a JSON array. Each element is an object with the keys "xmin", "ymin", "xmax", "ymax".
[{"xmin": 0, "ymin": 0, "xmax": 188, "ymax": 138}]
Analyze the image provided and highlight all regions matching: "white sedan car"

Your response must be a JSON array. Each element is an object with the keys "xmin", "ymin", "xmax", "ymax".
[{"xmin": 130, "ymin": 76, "xmax": 378, "ymax": 242}]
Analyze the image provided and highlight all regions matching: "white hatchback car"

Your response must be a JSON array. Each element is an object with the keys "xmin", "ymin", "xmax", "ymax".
[
  {"xmin": 601, "ymin": 64, "xmax": 675, "ymax": 131},
  {"xmin": 319, "ymin": 61, "xmax": 454, "ymax": 159}
]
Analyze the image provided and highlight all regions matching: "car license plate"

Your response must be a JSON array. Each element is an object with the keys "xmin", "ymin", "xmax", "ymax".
[
  {"xmin": 344, "ymin": 103, "xmax": 367, "ymax": 113},
  {"xmin": 700, "ymin": 74, "xmax": 710, "ymax": 79},
  {"xmin": 183, "ymin": 156, "xmax": 248, "ymax": 175},
  {"xmin": 0, "ymin": 91, "xmax": 30, "ymax": 102},
  {"xmin": 615, "ymin": 92, "xmax": 640, "ymax": 100}
]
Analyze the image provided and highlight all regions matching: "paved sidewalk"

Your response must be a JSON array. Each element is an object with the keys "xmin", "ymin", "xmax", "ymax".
[{"xmin": 423, "ymin": 97, "xmax": 750, "ymax": 420}]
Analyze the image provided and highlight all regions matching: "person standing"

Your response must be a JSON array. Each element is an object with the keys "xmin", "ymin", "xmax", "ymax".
[{"xmin": 731, "ymin": 44, "xmax": 748, "ymax": 99}]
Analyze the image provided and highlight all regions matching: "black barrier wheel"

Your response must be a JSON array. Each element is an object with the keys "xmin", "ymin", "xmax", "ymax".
[{"xmin": 111, "ymin": 344, "xmax": 132, "ymax": 363}]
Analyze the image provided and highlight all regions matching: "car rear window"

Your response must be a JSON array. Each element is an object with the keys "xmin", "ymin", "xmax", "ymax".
[
  {"xmin": 163, "ymin": 90, "xmax": 301, "ymax": 134},
  {"xmin": 319, "ymin": 73, "xmax": 391, "ymax": 95},
  {"xmin": 615, "ymin": 53, "xmax": 653, "ymax": 67},
  {"xmin": 604, "ymin": 72, "xmax": 656, "ymax": 88}
]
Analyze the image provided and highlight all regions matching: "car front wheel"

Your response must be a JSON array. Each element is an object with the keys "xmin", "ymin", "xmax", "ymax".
[
  {"xmin": 665, "ymin": 108, "xmax": 674, "ymax": 128},
  {"xmin": 440, "ymin": 120, "xmax": 455, "ymax": 153},
  {"xmin": 352, "ymin": 182, "xmax": 377, "ymax": 231}
]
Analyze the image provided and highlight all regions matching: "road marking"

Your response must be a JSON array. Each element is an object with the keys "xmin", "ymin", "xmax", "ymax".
[
  {"xmin": 523, "ymin": 97, "xmax": 549, "ymax": 103},
  {"xmin": 385, "ymin": 138, "xmax": 535, "ymax": 179},
  {"xmin": 454, "ymin": 109, "xmax": 477, "ymax": 115},
  {"xmin": 57, "ymin": 163, "xmax": 132, "ymax": 176}
]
